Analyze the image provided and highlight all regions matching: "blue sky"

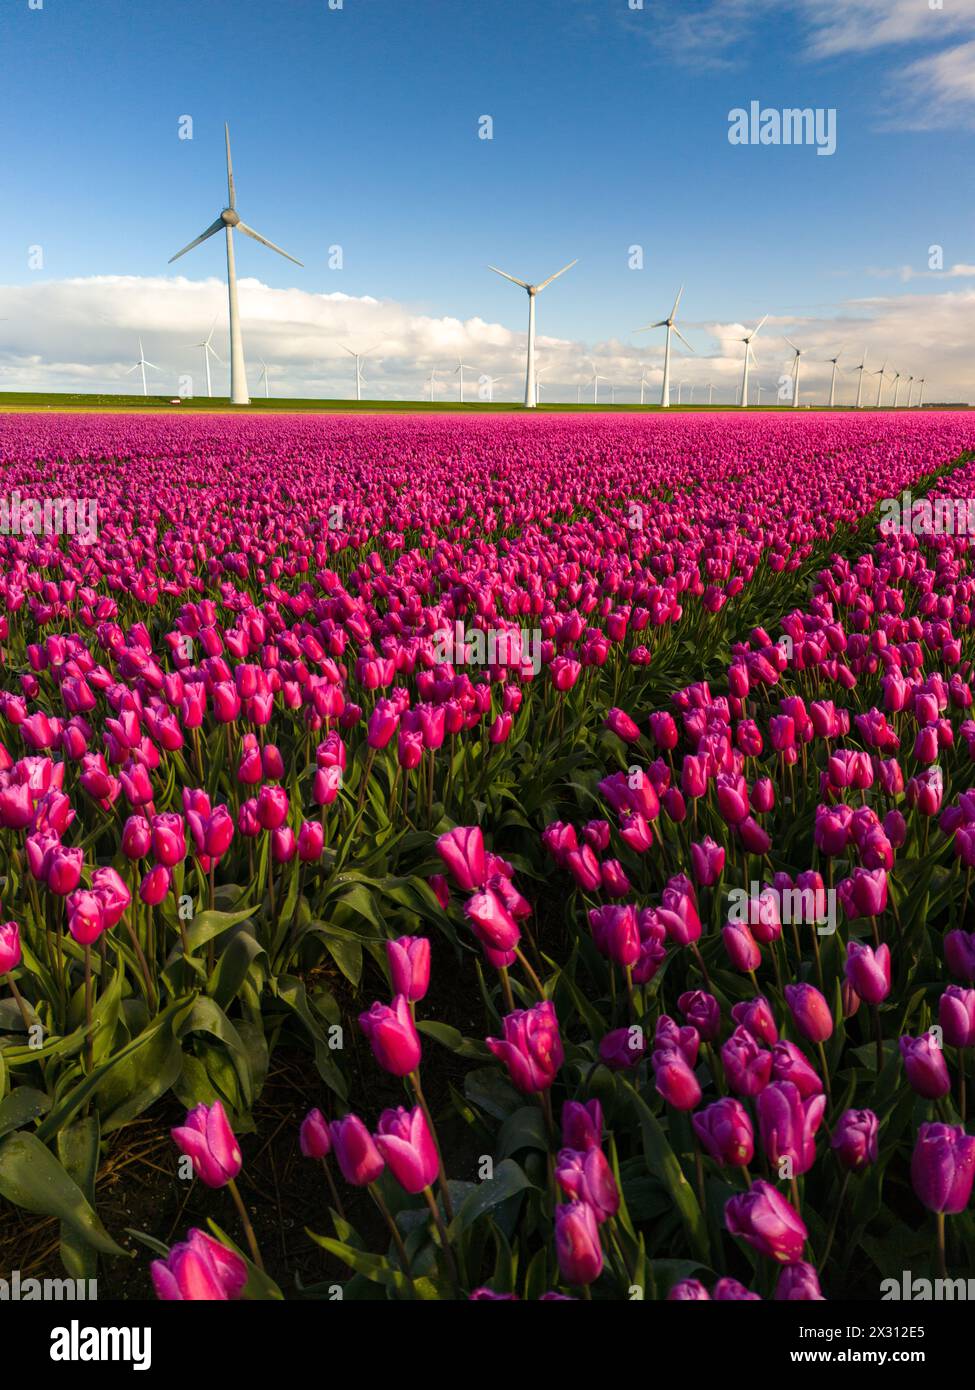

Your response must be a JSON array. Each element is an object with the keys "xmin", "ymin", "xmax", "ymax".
[{"xmin": 2, "ymin": 0, "xmax": 974, "ymax": 400}]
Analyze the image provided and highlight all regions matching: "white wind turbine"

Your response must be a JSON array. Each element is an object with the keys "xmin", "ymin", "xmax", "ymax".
[
  {"xmin": 633, "ymin": 285, "xmax": 693, "ymax": 408},
  {"xmin": 125, "ymin": 338, "xmax": 161, "ymax": 397},
  {"xmin": 487, "ymin": 258, "xmax": 577, "ymax": 407},
  {"xmin": 343, "ymin": 344, "xmax": 379, "ymax": 402},
  {"xmin": 454, "ymin": 357, "xmax": 476, "ymax": 403},
  {"xmin": 739, "ymin": 315, "xmax": 768, "ymax": 407},
  {"xmin": 892, "ymin": 370, "xmax": 903, "ymax": 407},
  {"xmin": 426, "ymin": 367, "xmax": 440, "ymax": 401},
  {"xmin": 706, "ymin": 381, "xmax": 715, "ymax": 406},
  {"xmin": 826, "ymin": 347, "xmax": 844, "ymax": 408},
  {"xmin": 535, "ymin": 365, "xmax": 550, "ymax": 402},
  {"xmin": 638, "ymin": 363, "xmax": 652, "ymax": 406},
  {"xmin": 853, "ymin": 347, "xmax": 868, "ymax": 408},
  {"xmin": 588, "ymin": 359, "xmax": 607, "ymax": 404},
  {"xmin": 188, "ymin": 321, "xmax": 223, "ymax": 399},
  {"xmin": 484, "ymin": 375, "xmax": 505, "ymax": 403},
  {"xmin": 905, "ymin": 375, "xmax": 915, "ymax": 407},
  {"xmin": 169, "ymin": 124, "xmax": 302, "ymax": 407},
  {"xmin": 917, "ymin": 378, "xmax": 926, "ymax": 407},
  {"xmin": 784, "ymin": 338, "xmax": 805, "ymax": 408},
  {"xmin": 257, "ymin": 357, "xmax": 270, "ymax": 399},
  {"xmin": 755, "ymin": 380, "xmax": 765, "ymax": 406},
  {"xmin": 872, "ymin": 360, "xmax": 889, "ymax": 408}
]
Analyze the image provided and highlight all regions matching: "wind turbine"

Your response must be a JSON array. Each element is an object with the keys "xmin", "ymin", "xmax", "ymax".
[
  {"xmin": 169, "ymin": 124, "xmax": 303, "ymax": 407},
  {"xmin": 756, "ymin": 380, "xmax": 764, "ymax": 406},
  {"xmin": 739, "ymin": 316, "xmax": 768, "ymax": 407},
  {"xmin": 638, "ymin": 363, "xmax": 652, "ymax": 406},
  {"xmin": 535, "ymin": 365, "xmax": 550, "ymax": 402},
  {"xmin": 872, "ymin": 360, "xmax": 888, "ymax": 408},
  {"xmin": 188, "ymin": 321, "xmax": 223, "ymax": 399},
  {"xmin": 484, "ymin": 375, "xmax": 505, "ymax": 403},
  {"xmin": 588, "ymin": 359, "xmax": 607, "ymax": 405},
  {"xmin": 677, "ymin": 379, "xmax": 688, "ymax": 406},
  {"xmin": 343, "ymin": 344, "xmax": 379, "ymax": 402},
  {"xmin": 487, "ymin": 259, "xmax": 577, "ymax": 407},
  {"xmin": 854, "ymin": 348, "xmax": 868, "ymax": 408},
  {"xmin": 257, "ymin": 357, "xmax": 270, "ymax": 399},
  {"xmin": 826, "ymin": 347, "xmax": 844, "ymax": 408},
  {"xmin": 125, "ymin": 338, "xmax": 160, "ymax": 397},
  {"xmin": 706, "ymin": 381, "xmax": 714, "ymax": 406},
  {"xmin": 784, "ymin": 338, "xmax": 804, "ymax": 408},
  {"xmin": 917, "ymin": 378, "xmax": 925, "ymax": 407},
  {"xmin": 904, "ymin": 375, "xmax": 915, "ymax": 408},
  {"xmin": 454, "ymin": 357, "xmax": 475, "ymax": 403},
  {"xmin": 633, "ymin": 286, "xmax": 693, "ymax": 408},
  {"xmin": 427, "ymin": 367, "xmax": 440, "ymax": 402},
  {"xmin": 892, "ymin": 370, "xmax": 903, "ymax": 407}
]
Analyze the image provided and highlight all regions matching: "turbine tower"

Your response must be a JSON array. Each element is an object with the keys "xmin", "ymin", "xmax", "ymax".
[
  {"xmin": 125, "ymin": 338, "xmax": 160, "ymax": 398},
  {"xmin": 854, "ymin": 348, "xmax": 868, "ymax": 408},
  {"xmin": 257, "ymin": 357, "xmax": 270, "ymax": 399},
  {"xmin": 706, "ymin": 381, "xmax": 714, "ymax": 406},
  {"xmin": 427, "ymin": 367, "xmax": 440, "ymax": 402},
  {"xmin": 892, "ymin": 370, "xmax": 903, "ymax": 407},
  {"xmin": 484, "ymin": 375, "xmax": 504, "ymax": 403},
  {"xmin": 739, "ymin": 315, "xmax": 768, "ymax": 408},
  {"xmin": 784, "ymin": 338, "xmax": 804, "ymax": 407},
  {"xmin": 487, "ymin": 259, "xmax": 577, "ymax": 407},
  {"xmin": 588, "ymin": 359, "xmax": 607, "ymax": 405},
  {"xmin": 638, "ymin": 363, "xmax": 651, "ymax": 406},
  {"xmin": 872, "ymin": 360, "xmax": 888, "ymax": 408},
  {"xmin": 343, "ymin": 344, "xmax": 379, "ymax": 402},
  {"xmin": 917, "ymin": 378, "xmax": 925, "ymax": 407},
  {"xmin": 169, "ymin": 124, "xmax": 303, "ymax": 407},
  {"xmin": 634, "ymin": 286, "xmax": 693, "ymax": 408},
  {"xmin": 905, "ymin": 375, "xmax": 915, "ymax": 407},
  {"xmin": 454, "ymin": 357, "xmax": 475, "ymax": 403},
  {"xmin": 826, "ymin": 347, "xmax": 844, "ymax": 408},
  {"xmin": 189, "ymin": 321, "xmax": 223, "ymax": 399}
]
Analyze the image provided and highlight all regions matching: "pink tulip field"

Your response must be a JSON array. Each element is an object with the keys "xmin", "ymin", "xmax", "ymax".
[{"xmin": 2, "ymin": 408, "xmax": 975, "ymax": 1303}]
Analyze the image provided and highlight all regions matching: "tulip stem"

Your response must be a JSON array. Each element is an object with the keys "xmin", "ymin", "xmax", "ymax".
[
  {"xmin": 872, "ymin": 1004, "xmax": 884, "ymax": 1075},
  {"xmin": 960, "ymin": 1050, "xmax": 967, "ymax": 1125},
  {"xmin": 409, "ymin": 1072, "xmax": 453, "ymax": 1221},
  {"xmin": 123, "ymin": 914, "xmax": 156, "ymax": 1014},
  {"xmin": 690, "ymin": 942, "xmax": 713, "ymax": 992},
  {"xmin": 369, "ymin": 1184, "xmax": 413, "ymax": 1280},
  {"xmin": 514, "ymin": 946, "xmax": 545, "ymax": 1000},
  {"xmin": 498, "ymin": 965, "xmax": 515, "ymax": 1013},
  {"xmin": 816, "ymin": 1041, "xmax": 833, "ymax": 1112},
  {"xmin": 818, "ymin": 1169, "xmax": 849, "ymax": 1272},
  {"xmin": 321, "ymin": 1157, "xmax": 346, "ymax": 1222},
  {"xmin": 936, "ymin": 1211, "xmax": 947, "ymax": 1280},
  {"xmin": 422, "ymin": 1186, "xmax": 460, "ymax": 1295},
  {"xmin": 5, "ymin": 971, "xmax": 31, "ymax": 1033},
  {"xmin": 84, "ymin": 945, "xmax": 93, "ymax": 1074},
  {"xmin": 228, "ymin": 1177, "xmax": 265, "ymax": 1271}
]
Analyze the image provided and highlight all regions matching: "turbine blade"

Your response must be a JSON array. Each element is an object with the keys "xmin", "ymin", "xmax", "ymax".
[
  {"xmin": 143, "ymin": 361, "xmax": 160, "ymax": 370},
  {"xmin": 673, "ymin": 327, "xmax": 695, "ymax": 353},
  {"xmin": 487, "ymin": 265, "xmax": 530, "ymax": 289},
  {"xmin": 752, "ymin": 314, "xmax": 769, "ymax": 337},
  {"xmin": 169, "ymin": 217, "xmax": 225, "ymax": 263},
  {"xmin": 785, "ymin": 338, "xmax": 800, "ymax": 354},
  {"xmin": 225, "ymin": 124, "xmax": 235, "ymax": 209},
  {"xmin": 236, "ymin": 222, "xmax": 303, "ymax": 266},
  {"xmin": 535, "ymin": 258, "xmax": 578, "ymax": 291},
  {"xmin": 124, "ymin": 363, "xmax": 139, "ymax": 374},
  {"xmin": 671, "ymin": 284, "xmax": 684, "ymax": 319}
]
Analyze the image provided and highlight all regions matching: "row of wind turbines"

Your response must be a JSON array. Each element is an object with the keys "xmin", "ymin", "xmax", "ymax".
[{"xmin": 156, "ymin": 125, "xmax": 927, "ymax": 409}]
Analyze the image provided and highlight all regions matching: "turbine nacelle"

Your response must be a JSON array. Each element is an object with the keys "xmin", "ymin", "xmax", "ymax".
[{"xmin": 221, "ymin": 209, "xmax": 240, "ymax": 227}]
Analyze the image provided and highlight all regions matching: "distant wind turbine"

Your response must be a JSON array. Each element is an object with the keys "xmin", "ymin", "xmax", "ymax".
[
  {"xmin": 905, "ymin": 375, "xmax": 915, "ymax": 407},
  {"xmin": 854, "ymin": 348, "xmax": 868, "ymax": 409},
  {"xmin": 427, "ymin": 368, "xmax": 440, "ymax": 402},
  {"xmin": 487, "ymin": 258, "xmax": 578, "ymax": 407},
  {"xmin": 826, "ymin": 347, "xmax": 844, "ymax": 408},
  {"xmin": 257, "ymin": 357, "xmax": 270, "ymax": 399},
  {"xmin": 588, "ymin": 359, "xmax": 607, "ymax": 405},
  {"xmin": 633, "ymin": 286, "xmax": 693, "ymax": 408},
  {"xmin": 872, "ymin": 360, "xmax": 889, "ymax": 408},
  {"xmin": 454, "ymin": 357, "xmax": 475, "ymax": 403},
  {"xmin": 169, "ymin": 123, "xmax": 303, "ymax": 407},
  {"xmin": 739, "ymin": 315, "xmax": 768, "ymax": 407},
  {"xmin": 638, "ymin": 363, "xmax": 652, "ymax": 406},
  {"xmin": 188, "ymin": 321, "xmax": 223, "ymax": 399},
  {"xmin": 784, "ymin": 338, "xmax": 805, "ymax": 408},
  {"xmin": 125, "ymin": 338, "xmax": 160, "ymax": 397},
  {"xmin": 706, "ymin": 381, "xmax": 714, "ymax": 406},
  {"xmin": 343, "ymin": 344, "xmax": 379, "ymax": 402},
  {"xmin": 917, "ymin": 378, "xmax": 925, "ymax": 407},
  {"xmin": 484, "ymin": 375, "xmax": 505, "ymax": 403},
  {"xmin": 892, "ymin": 370, "xmax": 903, "ymax": 407}
]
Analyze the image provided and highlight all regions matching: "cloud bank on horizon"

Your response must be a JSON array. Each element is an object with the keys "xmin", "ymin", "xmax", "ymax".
[{"xmin": 0, "ymin": 272, "xmax": 968, "ymax": 404}]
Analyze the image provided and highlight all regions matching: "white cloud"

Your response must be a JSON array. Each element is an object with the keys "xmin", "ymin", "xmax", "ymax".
[{"xmin": 0, "ymin": 274, "xmax": 969, "ymax": 404}]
